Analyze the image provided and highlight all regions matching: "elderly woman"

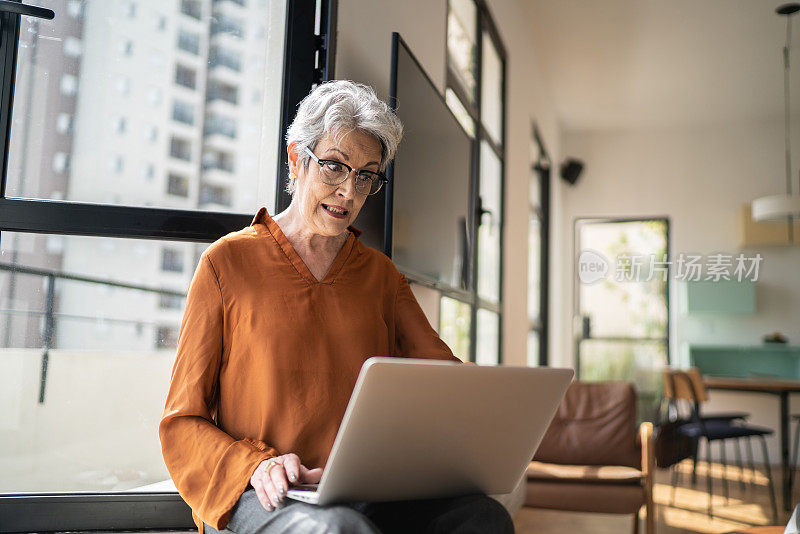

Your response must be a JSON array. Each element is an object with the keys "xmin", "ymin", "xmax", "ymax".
[{"xmin": 159, "ymin": 80, "xmax": 513, "ymax": 534}]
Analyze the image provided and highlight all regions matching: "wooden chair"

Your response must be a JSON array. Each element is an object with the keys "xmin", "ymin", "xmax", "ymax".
[
  {"xmin": 524, "ymin": 381, "xmax": 654, "ymax": 534},
  {"xmin": 663, "ymin": 367, "xmax": 751, "ymax": 486},
  {"xmin": 664, "ymin": 368, "xmax": 777, "ymax": 520}
]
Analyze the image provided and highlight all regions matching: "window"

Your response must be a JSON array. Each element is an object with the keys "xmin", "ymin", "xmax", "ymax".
[
  {"xmin": 63, "ymin": 36, "xmax": 82, "ymax": 57},
  {"xmin": 60, "ymin": 74, "xmax": 78, "ymax": 95},
  {"xmin": 207, "ymin": 80, "xmax": 239, "ymax": 104},
  {"xmin": 53, "ymin": 152, "xmax": 70, "ymax": 173},
  {"xmin": 179, "ymin": 0, "xmax": 202, "ymax": 20},
  {"xmin": 209, "ymin": 46, "xmax": 242, "ymax": 72},
  {"xmin": 211, "ymin": 14, "xmax": 245, "ymax": 39},
  {"xmin": 169, "ymin": 137, "xmax": 192, "ymax": 161},
  {"xmin": 174, "ymin": 64, "xmax": 196, "ymax": 89},
  {"xmin": 155, "ymin": 325, "xmax": 179, "ymax": 348},
  {"xmin": 167, "ymin": 173, "xmax": 189, "ymax": 197},
  {"xmin": 204, "ymin": 113, "xmax": 237, "ymax": 138},
  {"xmin": 161, "ymin": 248, "xmax": 184, "ymax": 272},
  {"xmin": 200, "ymin": 184, "xmax": 232, "ymax": 207},
  {"xmin": 66, "ymin": 0, "xmax": 84, "ymax": 19},
  {"xmin": 202, "ymin": 149, "xmax": 235, "ymax": 172},
  {"xmin": 158, "ymin": 293, "xmax": 185, "ymax": 310},
  {"xmin": 56, "ymin": 113, "xmax": 73, "ymax": 134},
  {"xmin": 172, "ymin": 100, "xmax": 195, "ymax": 125},
  {"xmin": 527, "ymin": 125, "xmax": 549, "ymax": 367},
  {"xmin": 0, "ymin": 0, "xmax": 332, "ymax": 528},
  {"xmin": 444, "ymin": 0, "xmax": 506, "ymax": 364},
  {"xmin": 177, "ymin": 29, "xmax": 200, "ymax": 55}
]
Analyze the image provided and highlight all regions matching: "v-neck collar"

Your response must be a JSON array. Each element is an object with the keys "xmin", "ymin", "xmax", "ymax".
[{"xmin": 250, "ymin": 207, "xmax": 360, "ymax": 285}]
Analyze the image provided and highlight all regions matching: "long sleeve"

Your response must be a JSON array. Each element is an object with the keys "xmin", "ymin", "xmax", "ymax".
[
  {"xmin": 393, "ymin": 273, "xmax": 462, "ymax": 362},
  {"xmin": 159, "ymin": 253, "xmax": 278, "ymax": 532}
]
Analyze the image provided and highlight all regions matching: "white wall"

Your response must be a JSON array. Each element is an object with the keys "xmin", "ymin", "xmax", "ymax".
[
  {"xmin": 561, "ymin": 117, "xmax": 800, "ymax": 461},
  {"xmin": 335, "ymin": 0, "xmax": 563, "ymax": 367}
]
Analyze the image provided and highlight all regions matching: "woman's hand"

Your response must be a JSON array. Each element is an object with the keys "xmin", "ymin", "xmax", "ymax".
[{"xmin": 250, "ymin": 453, "xmax": 323, "ymax": 511}]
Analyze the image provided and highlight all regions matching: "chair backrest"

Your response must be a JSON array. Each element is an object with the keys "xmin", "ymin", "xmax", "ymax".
[
  {"xmin": 533, "ymin": 381, "xmax": 640, "ymax": 469},
  {"xmin": 663, "ymin": 367, "xmax": 708, "ymax": 403}
]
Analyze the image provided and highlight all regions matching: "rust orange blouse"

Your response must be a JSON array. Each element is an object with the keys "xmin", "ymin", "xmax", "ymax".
[{"xmin": 159, "ymin": 207, "xmax": 460, "ymax": 532}]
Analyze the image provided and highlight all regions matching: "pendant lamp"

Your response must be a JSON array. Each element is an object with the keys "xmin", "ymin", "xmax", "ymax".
[{"xmin": 752, "ymin": 3, "xmax": 800, "ymax": 222}]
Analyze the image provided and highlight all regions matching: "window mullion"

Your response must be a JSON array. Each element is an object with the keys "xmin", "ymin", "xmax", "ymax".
[{"xmin": 0, "ymin": 8, "xmax": 22, "ymax": 199}]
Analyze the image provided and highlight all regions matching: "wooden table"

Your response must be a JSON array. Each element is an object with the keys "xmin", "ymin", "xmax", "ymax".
[{"xmin": 705, "ymin": 376, "xmax": 800, "ymax": 512}]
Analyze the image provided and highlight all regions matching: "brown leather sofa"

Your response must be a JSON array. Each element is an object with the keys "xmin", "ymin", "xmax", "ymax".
[{"xmin": 524, "ymin": 381, "xmax": 654, "ymax": 534}]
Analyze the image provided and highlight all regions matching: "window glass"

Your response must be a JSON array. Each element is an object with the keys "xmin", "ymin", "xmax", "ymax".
[
  {"xmin": 0, "ymin": 231, "xmax": 207, "ymax": 492},
  {"xmin": 6, "ymin": 0, "xmax": 285, "ymax": 215},
  {"xmin": 528, "ymin": 214, "xmax": 540, "ymax": 320},
  {"xmin": 439, "ymin": 296, "xmax": 471, "ymax": 362},
  {"xmin": 477, "ymin": 141, "xmax": 501, "ymax": 303},
  {"xmin": 476, "ymin": 308, "xmax": 499, "ymax": 365},
  {"xmin": 527, "ymin": 330, "xmax": 539, "ymax": 367},
  {"xmin": 446, "ymin": 0, "xmax": 477, "ymax": 103},
  {"xmin": 444, "ymin": 88, "xmax": 474, "ymax": 138},
  {"xmin": 480, "ymin": 32, "xmax": 503, "ymax": 145}
]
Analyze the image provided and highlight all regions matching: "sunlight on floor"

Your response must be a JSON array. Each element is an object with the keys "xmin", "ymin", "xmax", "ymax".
[{"xmin": 514, "ymin": 461, "xmax": 789, "ymax": 534}]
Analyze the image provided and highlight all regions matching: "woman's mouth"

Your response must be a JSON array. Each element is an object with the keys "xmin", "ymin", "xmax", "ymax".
[{"xmin": 321, "ymin": 203, "xmax": 349, "ymax": 219}]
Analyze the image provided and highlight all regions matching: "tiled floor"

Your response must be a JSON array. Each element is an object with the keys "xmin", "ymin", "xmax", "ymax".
[{"xmin": 514, "ymin": 460, "xmax": 794, "ymax": 533}]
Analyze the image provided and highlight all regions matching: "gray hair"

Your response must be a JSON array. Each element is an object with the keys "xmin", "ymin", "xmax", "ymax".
[{"xmin": 285, "ymin": 80, "xmax": 403, "ymax": 195}]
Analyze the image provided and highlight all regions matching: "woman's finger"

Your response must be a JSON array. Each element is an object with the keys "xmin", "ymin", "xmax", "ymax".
[
  {"xmin": 252, "ymin": 472, "xmax": 274, "ymax": 512},
  {"xmin": 282, "ymin": 454, "xmax": 302, "ymax": 484},
  {"xmin": 268, "ymin": 461, "xmax": 290, "ymax": 504},
  {"xmin": 263, "ymin": 476, "xmax": 282, "ymax": 509},
  {"xmin": 299, "ymin": 465, "xmax": 324, "ymax": 484}
]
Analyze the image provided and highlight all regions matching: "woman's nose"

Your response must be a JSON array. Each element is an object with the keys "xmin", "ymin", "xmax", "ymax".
[{"xmin": 336, "ymin": 170, "xmax": 358, "ymax": 198}]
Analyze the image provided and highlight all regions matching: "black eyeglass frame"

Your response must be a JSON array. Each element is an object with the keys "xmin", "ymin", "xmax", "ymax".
[{"xmin": 303, "ymin": 146, "xmax": 388, "ymax": 195}]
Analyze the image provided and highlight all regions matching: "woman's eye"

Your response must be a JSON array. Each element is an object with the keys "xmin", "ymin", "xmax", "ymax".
[
  {"xmin": 356, "ymin": 174, "xmax": 373, "ymax": 184},
  {"xmin": 325, "ymin": 162, "xmax": 345, "ymax": 172}
]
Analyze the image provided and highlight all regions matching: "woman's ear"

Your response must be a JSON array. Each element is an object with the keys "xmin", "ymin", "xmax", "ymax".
[{"xmin": 287, "ymin": 142, "xmax": 300, "ymax": 177}]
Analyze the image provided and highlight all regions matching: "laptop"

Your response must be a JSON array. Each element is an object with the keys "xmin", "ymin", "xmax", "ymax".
[{"xmin": 286, "ymin": 357, "xmax": 573, "ymax": 505}]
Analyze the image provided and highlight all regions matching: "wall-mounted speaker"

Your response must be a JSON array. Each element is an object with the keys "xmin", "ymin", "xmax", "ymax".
[{"xmin": 560, "ymin": 158, "xmax": 584, "ymax": 185}]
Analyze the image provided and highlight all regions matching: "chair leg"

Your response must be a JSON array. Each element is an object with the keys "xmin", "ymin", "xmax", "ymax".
[
  {"xmin": 734, "ymin": 437, "xmax": 746, "ymax": 491},
  {"xmin": 746, "ymin": 437, "xmax": 756, "ymax": 488},
  {"xmin": 791, "ymin": 417, "xmax": 800, "ymax": 497},
  {"xmin": 705, "ymin": 438, "xmax": 714, "ymax": 517},
  {"xmin": 632, "ymin": 509, "xmax": 640, "ymax": 534},
  {"xmin": 692, "ymin": 438, "xmax": 699, "ymax": 486},
  {"xmin": 670, "ymin": 464, "xmax": 677, "ymax": 506},
  {"xmin": 758, "ymin": 435, "xmax": 778, "ymax": 522},
  {"xmin": 720, "ymin": 440, "xmax": 729, "ymax": 503}
]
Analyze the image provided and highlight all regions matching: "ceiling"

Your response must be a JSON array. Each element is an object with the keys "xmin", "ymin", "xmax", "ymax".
[{"xmin": 527, "ymin": 0, "xmax": 800, "ymax": 131}]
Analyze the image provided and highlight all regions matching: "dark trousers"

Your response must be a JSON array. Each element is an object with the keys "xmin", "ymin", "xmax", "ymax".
[{"xmin": 204, "ymin": 488, "xmax": 515, "ymax": 534}]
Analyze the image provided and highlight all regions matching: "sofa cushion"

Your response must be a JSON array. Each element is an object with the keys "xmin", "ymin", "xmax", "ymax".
[
  {"xmin": 526, "ymin": 461, "xmax": 644, "ymax": 484},
  {"xmin": 533, "ymin": 381, "xmax": 640, "ymax": 469},
  {"xmin": 525, "ymin": 480, "xmax": 645, "ymax": 515}
]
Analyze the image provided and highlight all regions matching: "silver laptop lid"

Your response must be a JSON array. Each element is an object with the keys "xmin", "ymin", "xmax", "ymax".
[{"xmin": 314, "ymin": 357, "xmax": 573, "ymax": 505}]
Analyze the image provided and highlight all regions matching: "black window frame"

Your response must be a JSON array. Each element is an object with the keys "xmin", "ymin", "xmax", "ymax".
[
  {"xmin": 529, "ymin": 123, "xmax": 551, "ymax": 367},
  {"xmin": 442, "ymin": 0, "xmax": 506, "ymax": 364},
  {"xmin": 0, "ymin": 0, "xmax": 337, "ymax": 530}
]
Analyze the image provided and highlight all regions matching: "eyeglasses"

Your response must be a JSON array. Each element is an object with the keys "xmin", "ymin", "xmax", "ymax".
[{"xmin": 304, "ymin": 146, "xmax": 388, "ymax": 196}]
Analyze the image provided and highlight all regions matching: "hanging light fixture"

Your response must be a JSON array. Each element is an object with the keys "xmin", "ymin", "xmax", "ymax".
[{"xmin": 752, "ymin": 3, "xmax": 800, "ymax": 222}]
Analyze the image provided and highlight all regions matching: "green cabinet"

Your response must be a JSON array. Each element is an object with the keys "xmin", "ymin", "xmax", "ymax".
[{"xmin": 690, "ymin": 344, "xmax": 800, "ymax": 379}]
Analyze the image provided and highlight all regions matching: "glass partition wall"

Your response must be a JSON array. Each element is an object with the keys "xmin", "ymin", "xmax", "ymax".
[
  {"xmin": 0, "ymin": 0, "xmax": 334, "ymax": 530},
  {"xmin": 442, "ymin": 0, "xmax": 506, "ymax": 365}
]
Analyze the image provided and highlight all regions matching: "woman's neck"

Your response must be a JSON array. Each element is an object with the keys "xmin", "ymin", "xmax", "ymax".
[{"xmin": 272, "ymin": 206, "xmax": 348, "ymax": 253}]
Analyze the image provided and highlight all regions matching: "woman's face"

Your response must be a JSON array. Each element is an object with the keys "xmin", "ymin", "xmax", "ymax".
[{"xmin": 288, "ymin": 130, "xmax": 382, "ymax": 238}]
